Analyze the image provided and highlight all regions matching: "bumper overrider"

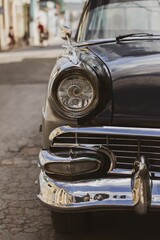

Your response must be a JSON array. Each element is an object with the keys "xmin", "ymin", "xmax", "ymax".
[{"xmin": 37, "ymin": 126, "xmax": 160, "ymax": 214}]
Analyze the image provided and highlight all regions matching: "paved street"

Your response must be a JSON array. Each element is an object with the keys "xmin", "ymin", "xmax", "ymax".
[{"xmin": 0, "ymin": 46, "xmax": 160, "ymax": 240}]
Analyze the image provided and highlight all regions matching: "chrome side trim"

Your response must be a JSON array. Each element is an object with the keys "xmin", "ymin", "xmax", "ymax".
[{"xmin": 49, "ymin": 126, "xmax": 160, "ymax": 141}]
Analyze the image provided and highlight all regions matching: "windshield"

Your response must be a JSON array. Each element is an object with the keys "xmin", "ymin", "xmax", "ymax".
[{"xmin": 76, "ymin": 0, "xmax": 160, "ymax": 41}]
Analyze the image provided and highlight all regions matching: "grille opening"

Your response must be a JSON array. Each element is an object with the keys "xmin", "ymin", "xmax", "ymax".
[{"xmin": 53, "ymin": 133, "xmax": 160, "ymax": 172}]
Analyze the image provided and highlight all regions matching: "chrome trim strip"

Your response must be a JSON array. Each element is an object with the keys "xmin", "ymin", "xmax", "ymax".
[
  {"xmin": 39, "ymin": 150, "xmax": 101, "ymax": 165},
  {"xmin": 49, "ymin": 126, "xmax": 160, "ymax": 141}
]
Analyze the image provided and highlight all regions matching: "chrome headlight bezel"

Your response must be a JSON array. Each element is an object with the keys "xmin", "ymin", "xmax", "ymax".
[{"xmin": 51, "ymin": 70, "xmax": 99, "ymax": 118}]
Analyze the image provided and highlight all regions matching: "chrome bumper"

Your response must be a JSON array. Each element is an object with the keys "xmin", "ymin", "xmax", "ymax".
[
  {"xmin": 38, "ymin": 170, "xmax": 160, "ymax": 212},
  {"xmin": 38, "ymin": 170, "xmax": 133, "ymax": 211},
  {"xmin": 38, "ymin": 125, "xmax": 160, "ymax": 213}
]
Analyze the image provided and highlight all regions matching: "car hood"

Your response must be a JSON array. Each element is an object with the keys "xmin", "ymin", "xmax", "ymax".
[{"xmin": 88, "ymin": 40, "xmax": 160, "ymax": 127}]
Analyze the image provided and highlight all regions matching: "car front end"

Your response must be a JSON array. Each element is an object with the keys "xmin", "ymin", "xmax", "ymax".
[
  {"xmin": 38, "ymin": 125, "xmax": 160, "ymax": 216},
  {"xmin": 37, "ymin": 0, "xmax": 160, "ymax": 232}
]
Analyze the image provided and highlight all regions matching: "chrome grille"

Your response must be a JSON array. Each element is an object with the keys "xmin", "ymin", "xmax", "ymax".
[{"xmin": 53, "ymin": 133, "xmax": 160, "ymax": 172}]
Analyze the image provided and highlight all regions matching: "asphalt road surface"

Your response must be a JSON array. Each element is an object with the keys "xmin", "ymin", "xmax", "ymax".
[{"xmin": 0, "ymin": 46, "xmax": 160, "ymax": 240}]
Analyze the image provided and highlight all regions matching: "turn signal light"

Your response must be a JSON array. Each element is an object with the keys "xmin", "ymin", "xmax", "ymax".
[{"xmin": 44, "ymin": 160, "xmax": 100, "ymax": 176}]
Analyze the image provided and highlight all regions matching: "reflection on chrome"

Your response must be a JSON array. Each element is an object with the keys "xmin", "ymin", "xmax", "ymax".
[
  {"xmin": 38, "ymin": 171, "xmax": 73, "ymax": 206},
  {"xmin": 132, "ymin": 156, "xmax": 151, "ymax": 215},
  {"xmin": 38, "ymin": 171, "xmax": 133, "ymax": 209},
  {"xmin": 49, "ymin": 125, "xmax": 160, "ymax": 142},
  {"xmin": 38, "ymin": 170, "xmax": 160, "ymax": 211}
]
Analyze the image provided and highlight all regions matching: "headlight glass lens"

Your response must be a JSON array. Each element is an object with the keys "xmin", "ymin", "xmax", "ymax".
[{"xmin": 56, "ymin": 75, "xmax": 97, "ymax": 115}]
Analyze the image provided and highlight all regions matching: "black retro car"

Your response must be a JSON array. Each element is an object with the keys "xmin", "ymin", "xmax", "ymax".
[{"xmin": 38, "ymin": 0, "xmax": 160, "ymax": 233}]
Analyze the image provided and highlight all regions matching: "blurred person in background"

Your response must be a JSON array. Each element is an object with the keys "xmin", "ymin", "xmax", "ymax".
[
  {"xmin": 38, "ymin": 21, "xmax": 49, "ymax": 46},
  {"xmin": 38, "ymin": 22, "xmax": 45, "ymax": 45},
  {"xmin": 8, "ymin": 26, "xmax": 16, "ymax": 47}
]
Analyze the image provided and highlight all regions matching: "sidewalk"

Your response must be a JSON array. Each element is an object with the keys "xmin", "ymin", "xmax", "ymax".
[
  {"xmin": 12, "ymin": 36, "xmax": 63, "ymax": 51},
  {"xmin": 0, "ymin": 37, "xmax": 64, "ymax": 64},
  {"xmin": 0, "ymin": 36, "xmax": 64, "ymax": 52}
]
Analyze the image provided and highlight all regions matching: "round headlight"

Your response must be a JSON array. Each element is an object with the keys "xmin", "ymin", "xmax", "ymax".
[{"xmin": 53, "ymin": 74, "xmax": 98, "ymax": 118}]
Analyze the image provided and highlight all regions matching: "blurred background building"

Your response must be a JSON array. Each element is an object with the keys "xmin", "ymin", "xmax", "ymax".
[{"xmin": 0, "ymin": 0, "xmax": 84, "ymax": 50}]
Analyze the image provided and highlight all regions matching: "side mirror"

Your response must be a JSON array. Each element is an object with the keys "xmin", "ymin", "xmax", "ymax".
[{"xmin": 61, "ymin": 25, "xmax": 72, "ymax": 41}]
